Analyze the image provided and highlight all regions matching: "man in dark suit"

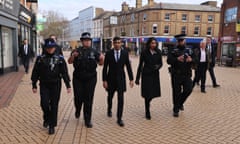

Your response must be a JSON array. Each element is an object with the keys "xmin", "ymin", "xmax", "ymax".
[
  {"xmin": 18, "ymin": 39, "xmax": 34, "ymax": 73},
  {"xmin": 102, "ymin": 36, "xmax": 134, "ymax": 127},
  {"xmin": 206, "ymin": 37, "xmax": 220, "ymax": 88}
]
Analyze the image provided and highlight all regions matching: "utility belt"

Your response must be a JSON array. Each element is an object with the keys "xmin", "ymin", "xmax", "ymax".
[{"xmin": 168, "ymin": 67, "xmax": 191, "ymax": 76}]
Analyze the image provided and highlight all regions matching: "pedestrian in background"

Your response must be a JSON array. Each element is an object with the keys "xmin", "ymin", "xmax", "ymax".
[
  {"xmin": 206, "ymin": 37, "xmax": 220, "ymax": 88},
  {"xmin": 135, "ymin": 37, "xmax": 163, "ymax": 120},
  {"xmin": 31, "ymin": 38, "xmax": 71, "ymax": 135},
  {"xmin": 68, "ymin": 32, "xmax": 104, "ymax": 128},
  {"xmin": 18, "ymin": 39, "xmax": 34, "ymax": 74},
  {"xmin": 102, "ymin": 36, "xmax": 134, "ymax": 127},
  {"xmin": 167, "ymin": 34, "xmax": 195, "ymax": 117}
]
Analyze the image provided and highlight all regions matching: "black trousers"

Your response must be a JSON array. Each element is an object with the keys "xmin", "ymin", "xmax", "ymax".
[
  {"xmin": 107, "ymin": 90, "xmax": 124, "ymax": 120},
  {"xmin": 22, "ymin": 55, "xmax": 30, "ymax": 73},
  {"xmin": 208, "ymin": 65, "xmax": 217, "ymax": 86},
  {"xmin": 73, "ymin": 76, "xmax": 97, "ymax": 123},
  {"xmin": 40, "ymin": 81, "xmax": 61, "ymax": 128},
  {"xmin": 197, "ymin": 62, "xmax": 208, "ymax": 91},
  {"xmin": 171, "ymin": 74, "xmax": 193, "ymax": 112}
]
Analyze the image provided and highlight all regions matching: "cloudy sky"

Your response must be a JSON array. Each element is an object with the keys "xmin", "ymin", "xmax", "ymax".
[{"xmin": 39, "ymin": 0, "xmax": 223, "ymax": 20}]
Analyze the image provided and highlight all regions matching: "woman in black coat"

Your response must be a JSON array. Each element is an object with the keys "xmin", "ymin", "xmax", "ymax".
[{"xmin": 135, "ymin": 37, "xmax": 163, "ymax": 120}]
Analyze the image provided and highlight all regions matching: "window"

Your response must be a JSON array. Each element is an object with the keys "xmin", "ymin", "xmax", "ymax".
[
  {"xmin": 195, "ymin": 15, "xmax": 201, "ymax": 22},
  {"xmin": 143, "ymin": 13, "xmax": 147, "ymax": 21},
  {"xmin": 225, "ymin": 7, "xmax": 237, "ymax": 23},
  {"xmin": 194, "ymin": 26, "xmax": 199, "ymax": 35},
  {"xmin": 164, "ymin": 25, "xmax": 169, "ymax": 34},
  {"xmin": 121, "ymin": 15, "xmax": 126, "ymax": 23},
  {"xmin": 181, "ymin": 26, "xmax": 186, "ymax": 34},
  {"xmin": 165, "ymin": 13, "xmax": 170, "ymax": 21},
  {"xmin": 152, "ymin": 24, "xmax": 158, "ymax": 34},
  {"xmin": 142, "ymin": 26, "xmax": 146, "ymax": 34},
  {"xmin": 207, "ymin": 27, "xmax": 212, "ymax": 35},
  {"xmin": 208, "ymin": 15, "xmax": 214, "ymax": 22},
  {"xmin": 182, "ymin": 14, "xmax": 187, "ymax": 21},
  {"xmin": 131, "ymin": 13, "xmax": 135, "ymax": 22}
]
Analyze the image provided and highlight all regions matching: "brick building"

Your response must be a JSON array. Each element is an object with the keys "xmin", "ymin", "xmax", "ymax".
[{"xmin": 219, "ymin": 0, "xmax": 240, "ymax": 66}]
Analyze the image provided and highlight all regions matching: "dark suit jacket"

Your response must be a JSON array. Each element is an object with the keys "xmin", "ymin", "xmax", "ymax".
[
  {"xmin": 102, "ymin": 49, "xmax": 134, "ymax": 92},
  {"xmin": 206, "ymin": 43, "xmax": 216, "ymax": 67},
  {"xmin": 18, "ymin": 44, "xmax": 34, "ymax": 58}
]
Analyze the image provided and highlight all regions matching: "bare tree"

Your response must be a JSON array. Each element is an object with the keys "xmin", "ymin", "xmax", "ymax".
[{"xmin": 40, "ymin": 10, "xmax": 68, "ymax": 39}]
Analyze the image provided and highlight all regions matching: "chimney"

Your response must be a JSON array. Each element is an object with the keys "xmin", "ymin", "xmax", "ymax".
[
  {"xmin": 122, "ymin": 2, "xmax": 129, "ymax": 11},
  {"xmin": 136, "ymin": 0, "xmax": 142, "ymax": 8},
  {"xmin": 200, "ymin": 1, "xmax": 217, "ymax": 7},
  {"xmin": 148, "ymin": 0, "xmax": 154, "ymax": 6}
]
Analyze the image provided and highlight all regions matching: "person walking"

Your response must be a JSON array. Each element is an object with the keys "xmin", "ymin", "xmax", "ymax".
[
  {"xmin": 193, "ymin": 39, "xmax": 211, "ymax": 93},
  {"xmin": 31, "ymin": 38, "xmax": 71, "ymax": 135},
  {"xmin": 135, "ymin": 37, "xmax": 163, "ymax": 120},
  {"xmin": 206, "ymin": 37, "xmax": 220, "ymax": 88},
  {"xmin": 18, "ymin": 39, "xmax": 34, "ymax": 74},
  {"xmin": 68, "ymin": 32, "xmax": 104, "ymax": 128},
  {"xmin": 102, "ymin": 36, "xmax": 134, "ymax": 127},
  {"xmin": 167, "ymin": 34, "xmax": 195, "ymax": 117}
]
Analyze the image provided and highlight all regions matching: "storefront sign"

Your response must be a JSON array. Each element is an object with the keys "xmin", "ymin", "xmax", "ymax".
[
  {"xmin": 18, "ymin": 5, "xmax": 32, "ymax": 24},
  {"xmin": 0, "ymin": 0, "xmax": 19, "ymax": 17},
  {"xmin": 221, "ymin": 36, "xmax": 234, "ymax": 42},
  {"xmin": 236, "ymin": 23, "xmax": 240, "ymax": 32}
]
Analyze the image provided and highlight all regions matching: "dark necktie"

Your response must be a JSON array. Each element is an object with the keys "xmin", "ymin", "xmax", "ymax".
[{"xmin": 116, "ymin": 51, "xmax": 119, "ymax": 62}]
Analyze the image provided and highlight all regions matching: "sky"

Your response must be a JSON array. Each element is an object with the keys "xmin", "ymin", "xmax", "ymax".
[{"xmin": 39, "ymin": 0, "xmax": 223, "ymax": 20}]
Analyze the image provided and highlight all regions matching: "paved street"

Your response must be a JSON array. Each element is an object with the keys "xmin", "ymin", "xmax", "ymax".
[{"xmin": 0, "ymin": 52, "xmax": 240, "ymax": 144}]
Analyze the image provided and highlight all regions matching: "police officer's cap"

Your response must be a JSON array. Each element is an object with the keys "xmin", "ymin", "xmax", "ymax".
[
  {"xmin": 174, "ymin": 33, "xmax": 186, "ymax": 41},
  {"xmin": 80, "ymin": 32, "xmax": 92, "ymax": 41},
  {"xmin": 44, "ymin": 38, "xmax": 57, "ymax": 48}
]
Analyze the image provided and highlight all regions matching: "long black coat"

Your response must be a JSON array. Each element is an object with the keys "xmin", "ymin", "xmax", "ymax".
[
  {"xmin": 135, "ymin": 49, "xmax": 163, "ymax": 99},
  {"xmin": 102, "ymin": 49, "xmax": 134, "ymax": 92}
]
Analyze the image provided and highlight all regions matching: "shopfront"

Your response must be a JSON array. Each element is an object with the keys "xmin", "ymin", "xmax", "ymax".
[
  {"xmin": 18, "ymin": 5, "xmax": 36, "ymax": 54},
  {"xmin": 0, "ymin": 0, "xmax": 20, "ymax": 74}
]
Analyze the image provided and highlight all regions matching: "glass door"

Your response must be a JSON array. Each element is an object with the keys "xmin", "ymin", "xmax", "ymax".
[{"xmin": 0, "ymin": 26, "xmax": 3, "ymax": 74}]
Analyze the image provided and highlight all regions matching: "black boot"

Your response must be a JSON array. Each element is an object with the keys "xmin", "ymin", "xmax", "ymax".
[{"xmin": 145, "ymin": 98, "xmax": 151, "ymax": 120}]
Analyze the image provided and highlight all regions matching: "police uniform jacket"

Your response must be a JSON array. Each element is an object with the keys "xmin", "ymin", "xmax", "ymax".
[
  {"xmin": 102, "ymin": 49, "xmax": 134, "ymax": 92},
  {"xmin": 167, "ymin": 45, "xmax": 195, "ymax": 77},
  {"xmin": 72, "ymin": 47, "xmax": 100, "ymax": 80},
  {"xmin": 31, "ymin": 54, "xmax": 71, "ymax": 89}
]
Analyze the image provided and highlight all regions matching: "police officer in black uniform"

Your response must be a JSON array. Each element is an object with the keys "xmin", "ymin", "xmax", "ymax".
[
  {"xmin": 167, "ymin": 34, "xmax": 195, "ymax": 117},
  {"xmin": 31, "ymin": 38, "xmax": 71, "ymax": 135},
  {"xmin": 68, "ymin": 32, "xmax": 104, "ymax": 128}
]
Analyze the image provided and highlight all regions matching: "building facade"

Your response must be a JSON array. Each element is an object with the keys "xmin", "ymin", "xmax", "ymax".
[
  {"xmin": 0, "ymin": 0, "xmax": 37, "ymax": 75},
  {"xmin": 103, "ymin": 0, "xmax": 220, "ymax": 53},
  {"xmin": 219, "ymin": 0, "xmax": 240, "ymax": 66}
]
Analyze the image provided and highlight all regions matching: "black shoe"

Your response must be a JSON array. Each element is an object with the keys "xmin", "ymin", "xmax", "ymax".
[
  {"xmin": 48, "ymin": 127, "xmax": 55, "ymax": 135},
  {"xmin": 117, "ymin": 120, "xmax": 124, "ymax": 127},
  {"xmin": 213, "ymin": 84, "xmax": 220, "ymax": 88},
  {"xmin": 173, "ymin": 112, "xmax": 179, "ymax": 117},
  {"xmin": 107, "ymin": 111, "xmax": 112, "ymax": 117},
  {"xmin": 145, "ymin": 111, "xmax": 151, "ymax": 120},
  {"xmin": 43, "ymin": 121, "xmax": 48, "ymax": 128},
  {"xmin": 201, "ymin": 90, "xmax": 206, "ymax": 93},
  {"xmin": 85, "ymin": 122, "xmax": 93, "ymax": 128},
  {"xmin": 75, "ymin": 110, "xmax": 80, "ymax": 119},
  {"xmin": 179, "ymin": 105, "xmax": 184, "ymax": 111}
]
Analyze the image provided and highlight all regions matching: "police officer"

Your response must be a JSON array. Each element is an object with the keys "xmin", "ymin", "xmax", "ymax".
[
  {"xmin": 68, "ymin": 32, "xmax": 104, "ymax": 128},
  {"xmin": 31, "ymin": 38, "xmax": 71, "ymax": 135},
  {"xmin": 167, "ymin": 34, "xmax": 195, "ymax": 117}
]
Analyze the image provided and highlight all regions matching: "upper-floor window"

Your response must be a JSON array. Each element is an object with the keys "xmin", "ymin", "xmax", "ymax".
[
  {"xmin": 208, "ymin": 15, "xmax": 214, "ymax": 22},
  {"xmin": 225, "ymin": 7, "xmax": 237, "ymax": 23},
  {"xmin": 207, "ymin": 27, "xmax": 212, "ymax": 35},
  {"xmin": 152, "ymin": 24, "xmax": 158, "ymax": 34},
  {"xmin": 182, "ymin": 14, "xmax": 187, "ymax": 21},
  {"xmin": 195, "ymin": 15, "xmax": 201, "ymax": 22},
  {"xmin": 181, "ymin": 26, "xmax": 186, "ymax": 34},
  {"xmin": 164, "ymin": 25, "xmax": 169, "ymax": 34},
  {"xmin": 121, "ymin": 15, "xmax": 126, "ymax": 23},
  {"xmin": 131, "ymin": 13, "xmax": 135, "ymax": 22},
  {"xmin": 165, "ymin": 13, "xmax": 170, "ymax": 21},
  {"xmin": 143, "ymin": 13, "xmax": 147, "ymax": 21},
  {"xmin": 194, "ymin": 26, "xmax": 200, "ymax": 35}
]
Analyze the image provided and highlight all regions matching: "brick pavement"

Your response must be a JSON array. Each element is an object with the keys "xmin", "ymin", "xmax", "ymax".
[{"xmin": 0, "ymin": 52, "xmax": 240, "ymax": 144}]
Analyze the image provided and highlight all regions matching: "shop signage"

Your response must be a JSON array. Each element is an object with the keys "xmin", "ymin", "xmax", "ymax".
[
  {"xmin": 19, "ymin": 5, "xmax": 32, "ymax": 24},
  {"xmin": 0, "ymin": 0, "xmax": 19, "ymax": 17},
  {"xmin": 236, "ymin": 23, "xmax": 240, "ymax": 32}
]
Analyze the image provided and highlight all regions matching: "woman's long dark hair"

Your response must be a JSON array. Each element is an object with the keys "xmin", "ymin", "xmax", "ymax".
[{"xmin": 145, "ymin": 37, "xmax": 161, "ymax": 54}]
